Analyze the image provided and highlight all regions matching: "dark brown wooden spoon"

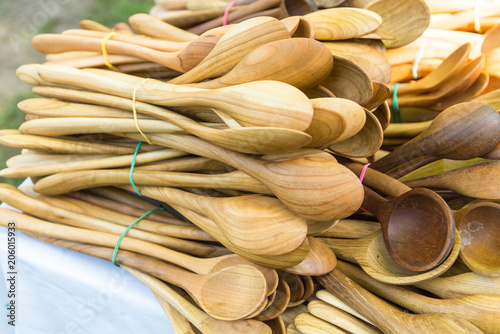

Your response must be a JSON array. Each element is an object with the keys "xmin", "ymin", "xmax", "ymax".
[
  {"xmin": 370, "ymin": 101, "xmax": 500, "ymax": 173},
  {"xmin": 361, "ymin": 185, "xmax": 455, "ymax": 272}
]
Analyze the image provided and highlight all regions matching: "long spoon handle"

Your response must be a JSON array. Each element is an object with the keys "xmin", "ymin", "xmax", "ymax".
[
  {"xmin": 317, "ymin": 269, "xmax": 411, "ymax": 334},
  {"xmin": 33, "ymin": 169, "xmax": 271, "ymax": 195}
]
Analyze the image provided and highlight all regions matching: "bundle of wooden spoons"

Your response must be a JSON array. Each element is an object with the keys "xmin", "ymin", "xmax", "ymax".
[{"xmin": 3, "ymin": 3, "xmax": 500, "ymax": 333}]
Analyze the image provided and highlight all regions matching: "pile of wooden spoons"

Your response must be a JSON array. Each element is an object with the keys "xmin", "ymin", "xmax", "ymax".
[{"xmin": 2, "ymin": 2, "xmax": 500, "ymax": 333}]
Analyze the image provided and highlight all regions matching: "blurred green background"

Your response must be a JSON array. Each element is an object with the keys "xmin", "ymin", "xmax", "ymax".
[{"xmin": 0, "ymin": 0, "xmax": 152, "ymax": 187}]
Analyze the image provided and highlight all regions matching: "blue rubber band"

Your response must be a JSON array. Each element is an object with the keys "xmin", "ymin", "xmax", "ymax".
[
  {"xmin": 392, "ymin": 83, "xmax": 402, "ymax": 123},
  {"xmin": 129, "ymin": 141, "xmax": 143, "ymax": 196},
  {"xmin": 111, "ymin": 207, "xmax": 164, "ymax": 266}
]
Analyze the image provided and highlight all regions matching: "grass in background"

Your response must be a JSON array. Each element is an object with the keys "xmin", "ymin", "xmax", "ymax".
[
  {"xmin": 85, "ymin": 0, "xmax": 152, "ymax": 27},
  {"xmin": 0, "ymin": 0, "xmax": 154, "ymax": 187}
]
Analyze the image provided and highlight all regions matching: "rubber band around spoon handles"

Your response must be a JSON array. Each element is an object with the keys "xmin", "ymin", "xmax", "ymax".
[
  {"xmin": 132, "ymin": 78, "xmax": 153, "ymax": 144},
  {"xmin": 359, "ymin": 163, "xmax": 371, "ymax": 213},
  {"xmin": 129, "ymin": 141, "xmax": 144, "ymax": 196},
  {"xmin": 223, "ymin": 1, "xmax": 237, "ymax": 26},
  {"xmin": 111, "ymin": 207, "xmax": 164, "ymax": 266},
  {"xmin": 101, "ymin": 32, "xmax": 121, "ymax": 72}
]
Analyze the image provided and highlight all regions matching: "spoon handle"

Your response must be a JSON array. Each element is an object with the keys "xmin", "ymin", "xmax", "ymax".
[
  {"xmin": 360, "ymin": 185, "xmax": 391, "ymax": 224},
  {"xmin": 32, "ymin": 34, "xmax": 185, "ymax": 72},
  {"xmin": 317, "ymin": 268, "xmax": 410, "ymax": 334}
]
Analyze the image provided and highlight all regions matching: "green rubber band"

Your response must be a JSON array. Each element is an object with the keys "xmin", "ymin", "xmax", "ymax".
[
  {"xmin": 412, "ymin": 44, "xmax": 425, "ymax": 79},
  {"xmin": 111, "ymin": 207, "xmax": 164, "ymax": 266},
  {"xmin": 129, "ymin": 141, "xmax": 143, "ymax": 196},
  {"xmin": 392, "ymin": 83, "xmax": 402, "ymax": 123}
]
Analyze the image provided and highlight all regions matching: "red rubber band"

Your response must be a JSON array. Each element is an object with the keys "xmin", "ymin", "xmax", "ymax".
[
  {"xmin": 359, "ymin": 163, "xmax": 371, "ymax": 213},
  {"xmin": 223, "ymin": 1, "xmax": 237, "ymax": 26}
]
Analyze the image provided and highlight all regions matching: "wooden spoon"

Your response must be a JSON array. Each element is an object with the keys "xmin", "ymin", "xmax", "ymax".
[
  {"xmin": 337, "ymin": 259, "xmax": 500, "ymax": 334},
  {"xmin": 131, "ymin": 186, "xmax": 308, "ymax": 256},
  {"xmin": 18, "ymin": 64, "xmax": 315, "ymax": 133},
  {"xmin": 189, "ymin": 38, "xmax": 333, "ymax": 90},
  {"xmin": 364, "ymin": 0, "xmax": 430, "ymax": 49},
  {"xmin": 294, "ymin": 313, "xmax": 347, "ymax": 334},
  {"xmin": 369, "ymin": 102, "xmax": 500, "ymax": 173},
  {"xmin": 23, "ymin": 233, "xmax": 268, "ymax": 321},
  {"xmin": 414, "ymin": 271, "xmax": 500, "ymax": 299},
  {"xmin": 328, "ymin": 109, "xmax": 383, "ymax": 158},
  {"xmin": 169, "ymin": 16, "xmax": 291, "ymax": 84},
  {"xmin": 31, "ymin": 27, "xmax": 225, "ymax": 73},
  {"xmin": 317, "ymin": 228, "xmax": 461, "ymax": 284},
  {"xmin": 320, "ymin": 56, "xmax": 374, "ymax": 106},
  {"xmin": 360, "ymin": 185, "xmax": 455, "ymax": 272},
  {"xmin": 125, "ymin": 266, "xmax": 272, "ymax": 333},
  {"xmin": 317, "ymin": 268, "xmax": 484, "ymax": 334},
  {"xmin": 255, "ymin": 278, "xmax": 290, "ymax": 321},
  {"xmin": 394, "ymin": 42, "xmax": 471, "ymax": 95},
  {"xmin": 23, "ymin": 93, "xmax": 311, "ymax": 155},
  {"xmin": 305, "ymin": 98, "xmax": 366, "ymax": 148},
  {"xmin": 457, "ymin": 201, "xmax": 500, "ymax": 277},
  {"xmin": 304, "ymin": 8, "xmax": 381, "ymax": 40},
  {"xmin": 153, "ymin": 290, "xmax": 197, "ymax": 334},
  {"xmin": 117, "ymin": 133, "xmax": 363, "ymax": 221},
  {"xmin": 316, "ymin": 219, "xmax": 380, "ymax": 239},
  {"xmin": 282, "ymin": 237, "xmax": 337, "ymax": 276},
  {"xmin": 307, "ymin": 300, "xmax": 382, "ymax": 334},
  {"xmin": 33, "ymin": 169, "xmax": 271, "ymax": 195},
  {"xmin": 403, "ymin": 161, "xmax": 500, "ymax": 200},
  {"xmin": 168, "ymin": 203, "xmax": 310, "ymax": 269},
  {"xmin": 128, "ymin": 13, "xmax": 199, "ymax": 41}
]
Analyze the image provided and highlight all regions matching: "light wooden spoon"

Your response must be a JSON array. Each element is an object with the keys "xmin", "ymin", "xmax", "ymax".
[
  {"xmin": 189, "ymin": 38, "xmax": 333, "ymax": 90},
  {"xmin": 31, "ymin": 27, "xmax": 225, "ymax": 73},
  {"xmin": 18, "ymin": 64, "xmax": 315, "ymax": 133},
  {"xmin": 168, "ymin": 16, "xmax": 291, "ymax": 84},
  {"xmin": 307, "ymin": 300, "xmax": 382, "ymax": 334},
  {"xmin": 153, "ymin": 291, "xmax": 197, "ymax": 334},
  {"xmin": 294, "ymin": 313, "xmax": 347, "ymax": 334},
  {"xmin": 403, "ymin": 161, "xmax": 500, "ymax": 200},
  {"xmin": 369, "ymin": 102, "xmax": 500, "ymax": 173},
  {"xmin": 317, "ymin": 268, "xmax": 484, "ymax": 334},
  {"xmin": 128, "ymin": 13, "xmax": 199, "ymax": 41},
  {"xmin": 119, "ymin": 133, "xmax": 364, "ymax": 221},
  {"xmin": 131, "ymin": 186, "xmax": 307, "ymax": 256},
  {"xmin": 414, "ymin": 270, "xmax": 500, "ymax": 299},
  {"xmin": 304, "ymin": 8, "xmax": 382, "ymax": 40},
  {"xmin": 364, "ymin": 0, "xmax": 430, "ymax": 49},
  {"xmin": 33, "ymin": 169, "xmax": 271, "ymax": 195},
  {"xmin": 123, "ymin": 266, "xmax": 272, "ymax": 333},
  {"xmin": 317, "ymin": 229, "xmax": 461, "ymax": 284},
  {"xmin": 337, "ymin": 259, "xmax": 500, "ymax": 334},
  {"xmin": 394, "ymin": 42, "xmax": 471, "ymax": 95},
  {"xmin": 22, "ymin": 92, "xmax": 312, "ymax": 155}
]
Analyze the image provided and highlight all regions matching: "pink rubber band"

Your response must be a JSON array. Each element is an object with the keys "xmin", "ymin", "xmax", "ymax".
[
  {"xmin": 223, "ymin": 1, "xmax": 237, "ymax": 26},
  {"xmin": 358, "ymin": 163, "xmax": 371, "ymax": 183}
]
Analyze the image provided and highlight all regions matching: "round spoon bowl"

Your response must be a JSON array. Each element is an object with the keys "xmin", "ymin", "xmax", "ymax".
[{"xmin": 458, "ymin": 202, "xmax": 500, "ymax": 277}]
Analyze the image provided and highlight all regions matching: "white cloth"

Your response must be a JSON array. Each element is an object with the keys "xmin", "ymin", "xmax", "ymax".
[{"xmin": 0, "ymin": 179, "xmax": 174, "ymax": 333}]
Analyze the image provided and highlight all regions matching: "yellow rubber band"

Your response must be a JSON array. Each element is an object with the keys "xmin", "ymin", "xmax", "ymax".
[
  {"xmin": 101, "ymin": 32, "xmax": 121, "ymax": 72},
  {"xmin": 474, "ymin": 0, "xmax": 482, "ymax": 33},
  {"xmin": 132, "ymin": 78, "xmax": 152, "ymax": 144}
]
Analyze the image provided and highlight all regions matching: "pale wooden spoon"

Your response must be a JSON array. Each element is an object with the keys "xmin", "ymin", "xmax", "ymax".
[
  {"xmin": 131, "ymin": 186, "xmax": 308, "ymax": 256},
  {"xmin": 168, "ymin": 16, "xmax": 291, "ymax": 84},
  {"xmin": 189, "ymin": 38, "xmax": 333, "ymax": 90},
  {"xmin": 317, "ymin": 229, "xmax": 461, "ymax": 284},
  {"xmin": 307, "ymin": 300, "xmax": 382, "ymax": 334},
  {"xmin": 33, "ymin": 169, "xmax": 271, "ymax": 195},
  {"xmin": 128, "ymin": 13, "xmax": 199, "ymax": 41},
  {"xmin": 17, "ymin": 64, "xmax": 315, "ymax": 133},
  {"xmin": 337, "ymin": 259, "xmax": 500, "ymax": 334},
  {"xmin": 294, "ymin": 313, "xmax": 347, "ymax": 334},
  {"xmin": 22, "ymin": 92, "xmax": 312, "ymax": 155},
  {"xmin": 123, "ymin": 266, "xmax": 272, "ymax": 333},
  {"xmin": 304, "ymin": 8, "xmax": 382, "ymax": 40},
  {"xmin": 317, "ymin": 267, "xmax": 484, "ymax": 334}
]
